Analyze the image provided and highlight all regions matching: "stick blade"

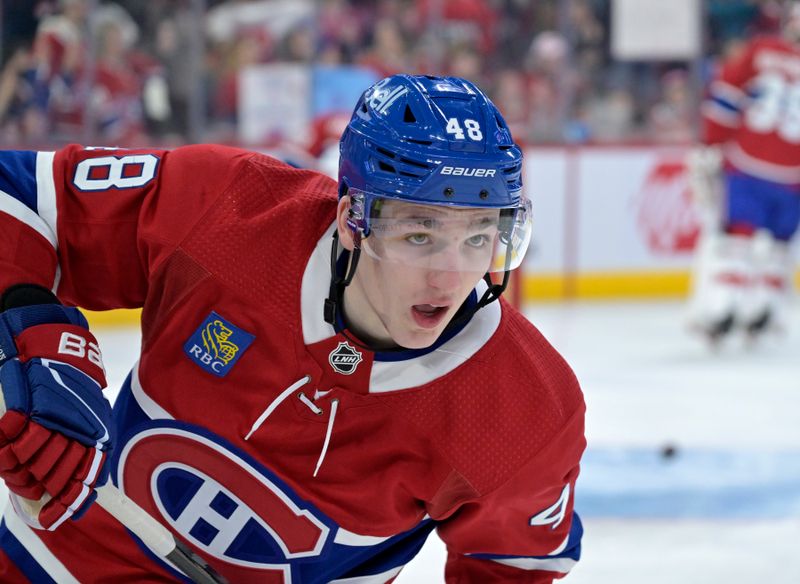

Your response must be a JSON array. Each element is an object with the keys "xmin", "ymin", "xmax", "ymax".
[{"xmin": 166, "ymin": 539, "xmax": 228, "ymax": 584}]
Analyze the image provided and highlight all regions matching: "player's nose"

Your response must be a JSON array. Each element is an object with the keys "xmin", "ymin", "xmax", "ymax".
[{"xmin": 426, "ymin": 264, "xmax": 464, "ymax": 291}]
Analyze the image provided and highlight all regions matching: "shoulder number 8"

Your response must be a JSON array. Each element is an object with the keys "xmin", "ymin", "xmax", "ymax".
[{"xmin": 73, "ymin": 154, "xmax": 159, "ymax": 191}]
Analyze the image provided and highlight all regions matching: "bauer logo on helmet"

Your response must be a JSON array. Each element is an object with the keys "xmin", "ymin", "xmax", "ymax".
[{"xmin": 440, "ymin": 166, "xmax": 497, "ymax": 177}]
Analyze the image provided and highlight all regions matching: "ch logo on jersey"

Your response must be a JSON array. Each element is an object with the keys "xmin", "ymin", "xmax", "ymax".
[
  {"xmin": 116, "ymin": 425, "xmax": 332, "ymax": 582},
  {"xmin": 328, "ymin": 342, "xmax": 363, "ymax": 375},
  {"xmin": 184, "ymin": 312, "xmax": 254, "ymax": 377}
]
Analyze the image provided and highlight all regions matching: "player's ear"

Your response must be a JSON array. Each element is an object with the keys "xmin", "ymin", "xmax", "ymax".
[{"xmin": 336, "ymin": 195, "xmax": 356, "ymax": 251}]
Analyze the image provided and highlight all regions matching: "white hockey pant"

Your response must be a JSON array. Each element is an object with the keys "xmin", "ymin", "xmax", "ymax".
[{"xmin": 688, "ymin": 231, "xmax": 793, "ymax": 332}]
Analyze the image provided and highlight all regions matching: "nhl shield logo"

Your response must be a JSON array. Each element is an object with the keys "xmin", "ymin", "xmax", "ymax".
[{"xmin": 328, "ymin": 342, "xmax": 363, "ymax": 375}]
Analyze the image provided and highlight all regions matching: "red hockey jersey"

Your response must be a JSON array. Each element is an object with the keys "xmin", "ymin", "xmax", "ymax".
[
  {"xmin": 0, "ymin": 145, "xmax": 585, "ymax": 583},
  {"xmin": 703, "ymin": 35, "xmax": 800, "ymax": 184}
]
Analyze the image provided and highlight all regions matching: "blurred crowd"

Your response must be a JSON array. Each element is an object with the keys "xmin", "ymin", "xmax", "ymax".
[{"xmin": 0, "ymin": 0, "xmax": 786, "ymax": 155}]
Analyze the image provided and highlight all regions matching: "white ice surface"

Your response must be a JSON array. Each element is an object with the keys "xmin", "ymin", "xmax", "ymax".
[{"xmin": 2, "ymin": 300, "xmax": 799, "ymax": 583}]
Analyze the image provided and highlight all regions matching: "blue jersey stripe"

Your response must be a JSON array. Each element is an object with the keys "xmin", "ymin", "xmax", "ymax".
[
  {"xmin": 468, "ymin": 512, "xmax": 582, "ymax": 563},
  {"xmin": 327, "ymin": 519, "xmax": 435, "ymax": 582},
  {"xmin": 0, "ymin": 519, "xmax": 58, "ymax": 584},
  {"xmin": 0, "ymin": 151, "xmax": 39, "ymax": 213},
  {"xmin": 709, "ymin": 94, "xmax": 740, "ymax": 114}
]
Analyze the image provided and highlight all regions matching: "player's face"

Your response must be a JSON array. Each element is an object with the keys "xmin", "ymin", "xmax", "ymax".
[{"xmin": 337, "ymin": 197, "xmax": 494, "ymax": 349}]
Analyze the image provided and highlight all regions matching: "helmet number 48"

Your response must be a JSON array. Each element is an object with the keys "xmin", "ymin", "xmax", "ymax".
[{"xmin": 446, "ymin": 117, "xmax": 483, "ymax": 141}]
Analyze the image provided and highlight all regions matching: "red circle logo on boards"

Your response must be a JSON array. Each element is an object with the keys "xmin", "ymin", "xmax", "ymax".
[{"xmin": 634, "ymin": 158, "xmax": 701, "ymax": 254}]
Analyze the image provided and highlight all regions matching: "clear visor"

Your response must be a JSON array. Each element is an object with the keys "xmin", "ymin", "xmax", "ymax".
[{"xmin": 349, "ymin": 190, "xmax": 532, "ymax": 273}]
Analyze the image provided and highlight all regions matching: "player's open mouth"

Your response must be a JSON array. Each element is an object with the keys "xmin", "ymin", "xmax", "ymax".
[{"xmin": 411, "ymin": 304, "xmax": 449, "ymax": 328}]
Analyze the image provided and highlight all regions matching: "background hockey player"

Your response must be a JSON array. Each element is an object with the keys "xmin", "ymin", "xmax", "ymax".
[
  {"xmin": 687, "ymin": 2, "xmax": 800, "ymax": 343},
  {"xmin": 0, "ymin": 74, "xmax": 585, "ymax": 582}
]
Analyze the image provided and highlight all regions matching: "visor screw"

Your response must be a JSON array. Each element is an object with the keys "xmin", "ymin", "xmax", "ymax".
[
  {"xmin": 444, "ymin": 187, "xmax": 455, "ymax": 198},
  {"xmin": 479, "ymin": 189, "xmax": 489, "ymax": 200}
]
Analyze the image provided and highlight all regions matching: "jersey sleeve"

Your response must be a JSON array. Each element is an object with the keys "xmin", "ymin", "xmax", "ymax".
[
  {"xmin": 701, "ymin": 41, "xmax": 757, "ymax": 145},
  {"xmin": 434, "ymin": 405, "xmax": 585, "ymax": 583},
  {"xmin": 0, "ymin": 144, "xmax": 255, "ymax": 309}
]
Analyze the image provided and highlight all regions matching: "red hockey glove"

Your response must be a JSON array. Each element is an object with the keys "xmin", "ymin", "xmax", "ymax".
[{"xmin": 0, "ymin": 285, "xmax": 113, "ymax": 530}]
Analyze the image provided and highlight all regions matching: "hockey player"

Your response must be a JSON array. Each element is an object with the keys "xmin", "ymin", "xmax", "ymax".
[
  {"xmin": 688, "ymin": 3, "xmax": 800, "ymax": 343},
  {"xmin": 0, "ymin": 74, "xmax": 585, "ymax": 582}
]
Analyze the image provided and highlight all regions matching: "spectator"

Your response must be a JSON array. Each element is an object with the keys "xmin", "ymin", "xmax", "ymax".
[
  {"xmin": 0, "ymin": 42, "xmax": 48, "ymax": 145},
  {"xmin": 356, "ymin": 18, "xmax": 410, "ymax": 77},
  {"xmin": 276, "ymin": 20, "xmax": 317, "ymax": 63},
  {"xmin": 32, "ymin": 0, "xmax": 88, "ymax": 85},
  {"xmin": 30, "ymin": 0, "xmax": 89, "ymax": 138},
  {"xmin": 91, "ymin": 16, "xmax": 163, "ymax": 145},
  {"xmin": 583, "ymin": 86, "xmax": 637, "ymax": 143},
  {"xmin": 566, "ymin": 0, "xmax": 606, "ymax": 88},
  {"xmin": 414, "ymin": 0, "xmax": 498, "ymax": 54},
  {"xmin": 524, "ymin": 30, "xmax": 577, "ymax": 142},
  {"xmin": 0, "ymin": 0, "xmax": 790, "ymax": 148},
  {"xmin": 647, "ymin": 69, "xmax": 695, "ymax": 144},
  {"xmin": 490, "ymin": 68, "xmax": 532, "ymax": 146},
  {"xmin": 206, "ymin": 0, "xmax": 313, "ymax": 49},
  {"xmin": 209, "ymin": 32, "xmax": 268, "ymax": 133},
  {"xmin": 150, "ymin": 2, "xmax": 196, "ymax": 139}
]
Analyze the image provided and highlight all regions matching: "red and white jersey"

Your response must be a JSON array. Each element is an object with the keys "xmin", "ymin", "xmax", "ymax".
[
  {"xmin": 0, "ymin": 145, "xmax": 585, "ymax": 583},
  {"xmin": 703, "ymin": 36, "xmax": 800, "ymax": 184}
]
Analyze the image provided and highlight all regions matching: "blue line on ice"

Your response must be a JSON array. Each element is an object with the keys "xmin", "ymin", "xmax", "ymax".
[{"xmin": 576, "ymin": 447, "xmax": 800, "ymax": 518}]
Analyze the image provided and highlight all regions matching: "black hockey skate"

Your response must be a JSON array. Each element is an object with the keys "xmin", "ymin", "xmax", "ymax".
[
  {"xmin": 695, "ymin": 312, "xmax": 735, "ymax": 346},
  {"xmin": 745, "ymin": 308, "xmax": 772, "ymax": 338}
]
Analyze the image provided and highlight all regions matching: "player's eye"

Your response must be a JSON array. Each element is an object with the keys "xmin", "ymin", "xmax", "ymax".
[
  {"xmin": 406, "ymin": 233, "xmax": 430, "ymax": 245},
  {"xmin": 466, "ymin": 234, "xmax": 490, "ymax": 248}
]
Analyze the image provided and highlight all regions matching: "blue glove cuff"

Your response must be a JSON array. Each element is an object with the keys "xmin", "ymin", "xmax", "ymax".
[
  {"xmin": 0, "ymin": 359, "xmax": 30, "ymax": 414},
  {"xmin": 0, "ymin": 305, "xmax": 89, "ymax": 365}
]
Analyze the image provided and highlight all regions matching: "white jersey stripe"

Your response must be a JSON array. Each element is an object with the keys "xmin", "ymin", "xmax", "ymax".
[
  {"xmin": 333, "ymin": 528, "xmax": 392, "ymax": 546},
  {"xmin": 301, "ymin": 222, "xmax": 339, "ymax": 345},
  {"xmin": 489, "ymin": 556, "xmax": 577, "ymax": 572},
  {"xmin": 36, "ymin": 151, "xmax": 58, "ymax": 245},
  {"xmin": 702, "ymin": 102, "xmax": 740, "ymax": 128},
  {"xmin": 131, "ymin": 361, "xmax": 174, "ymax": 420},
  {"xmin": 0, "ymin": 189, "xmax": 57, "ymax": 249},
  {"xmin": 709, "ymin": 80, "xmax": 745, "ymax": 107},
  {"xmin": 548, "ymin": 532, "xmax": 570, "ymax": 556},
  {"xmin": 3, "ymin": 506, "xmax": 80, "ymax": 584},
  {"xmin": 726, "ymin": 142, "xmax": 800, "ymax": 184}
]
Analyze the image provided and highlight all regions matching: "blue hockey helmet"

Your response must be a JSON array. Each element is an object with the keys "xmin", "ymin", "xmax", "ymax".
[
  {"xmin": 339, "ymin": 74, "xmax": 523, "ymax": 206},
  {"xmin": 338, "ymin": 74, "xmax": 530, "ymax": 273}
]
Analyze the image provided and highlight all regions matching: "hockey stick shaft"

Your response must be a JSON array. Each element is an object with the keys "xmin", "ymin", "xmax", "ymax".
[
  {"xmin": 96, "ymin": 483, "xmax": 228, "ymax": 584},
  {"xmin": 0, "ymin": 392, "xmax": 227, "ymax": 584}
]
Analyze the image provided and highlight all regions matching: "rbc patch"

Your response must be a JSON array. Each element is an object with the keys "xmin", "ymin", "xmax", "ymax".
[{"xmin": 184, "ymin": 312, "xmax": 254, "ymax": 377}]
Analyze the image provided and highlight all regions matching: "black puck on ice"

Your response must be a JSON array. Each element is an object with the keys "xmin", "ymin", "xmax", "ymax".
[{"xmin": 660, "ymin": 444, "xmax": 678, "ymax": 459}]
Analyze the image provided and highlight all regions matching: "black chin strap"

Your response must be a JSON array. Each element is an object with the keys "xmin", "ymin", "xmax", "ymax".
[
  {"xmin": 323, "ymin": 231, "xmax": 510, "ymax": 353},
  {"xmin": 323, "ymin": 230, "xmax": 359, "ymax": 327}
]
